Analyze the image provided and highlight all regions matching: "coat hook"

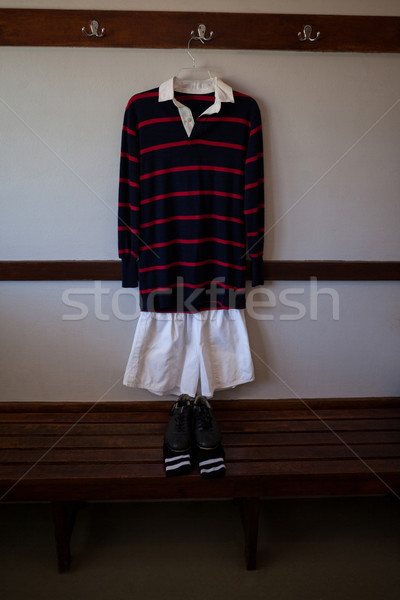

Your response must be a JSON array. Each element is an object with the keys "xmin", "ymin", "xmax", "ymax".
[
  {"xmin": 187, "ymin": 24, "xmax": 214, "ymax": 67},
  {"xmin": 298, "ymin": 24, "xmax": 320, "ymax": 42},
  {"xmin": 194, "ymin": 24, "xmax": 213, "ymax": 43},
  {"xmin": 82, "ymin": 20, "xmax": 105, "ymax": 38}
]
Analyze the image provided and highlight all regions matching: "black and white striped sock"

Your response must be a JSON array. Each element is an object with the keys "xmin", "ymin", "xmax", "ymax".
[
  {"xmin": 163, "ymin": 444, "xmax": 193, "ymax": 477},
  {"xmin": 196, "ymin": 444, "xmax": 226, "ymax": 479}
]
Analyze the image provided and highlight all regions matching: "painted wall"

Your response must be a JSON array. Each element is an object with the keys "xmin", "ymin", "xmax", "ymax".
[{"xmin": 1, "ymin": 0, "xmax": 399, "ymax": 401}]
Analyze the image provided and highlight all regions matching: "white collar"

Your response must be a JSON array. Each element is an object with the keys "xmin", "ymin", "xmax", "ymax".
[
  {"xmin": 159, "ymin": 76, "xmax": 234, "ymax": 104},
  {"xmin": 159, "ymin": 76, "xmax": 234, "ymax": 136}
]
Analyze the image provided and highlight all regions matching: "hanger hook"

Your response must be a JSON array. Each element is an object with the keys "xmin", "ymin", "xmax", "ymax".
[
  {"xmin": 187, "ymin": 24, "xmax": 214, "ymax": 68},
  {"xmin": 187, "ymin": 38, "xmax": 197, "ymax": 68}
]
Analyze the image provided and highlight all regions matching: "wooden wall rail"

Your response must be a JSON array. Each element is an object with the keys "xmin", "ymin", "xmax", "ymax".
[
  {"xmin": 0, "ymin": 10, "xmax": 399, "ymax": 53},
  {"xmin": 0, "ymin": 261, "xmax": 399, "ymax": 282}
]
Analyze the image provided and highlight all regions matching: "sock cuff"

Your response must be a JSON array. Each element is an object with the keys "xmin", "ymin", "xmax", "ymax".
[
  {"xmin": 163, "ymin": 444, "xmax": 193, "ymax": 477},
  {"xmin": 196, "ymin": 444, "xmax": 226, "ymax": 479}
]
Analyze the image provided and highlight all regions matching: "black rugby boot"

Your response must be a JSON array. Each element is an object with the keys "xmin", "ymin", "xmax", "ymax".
[
  {"xmin": 163, "ymin": 395, "xmax": 194, "ymax": 477},
  {"xmin": 193, "ymin": 395, "xmax": 221, "ymax": 449}
]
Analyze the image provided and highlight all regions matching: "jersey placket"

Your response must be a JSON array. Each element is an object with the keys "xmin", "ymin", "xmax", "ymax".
[{"xmin": 173, "ymin": 97, "xmax": 217, "ymax": 138}]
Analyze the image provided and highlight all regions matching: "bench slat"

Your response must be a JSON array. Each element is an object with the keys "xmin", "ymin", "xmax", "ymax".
[
  {"xmin": 1, "ymin": 398, "xmax": 398, "ymax": 412},
  {"xmin": 1, "ymin": 407, "xmax": 400, "ymax": 423},
  {"xmin": 1, "ymin": 443, "xmax": 400, "ymax": 464},
  {"xmin": 1, "ymin": 458, "xmax": 399, "ymax": 480},
  {"xmin": 1, "ymin": 430, "xmax": 400, "ymax": 450},
  {"xmin": 221, "ymin": 419, "xmax": 400, "ymax": 432},
  {"xmin": 0, "ymin": 411, "xmax": 169, "ymax": 424},
  {"xmin": 1, "ymin": 417, "xmax": 398, "ymax": 436}
]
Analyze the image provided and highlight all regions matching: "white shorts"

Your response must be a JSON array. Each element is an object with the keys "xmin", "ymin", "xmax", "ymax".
[{"xmin": 123, "ymin": 309, "xmax": 254, "ymax": 398}]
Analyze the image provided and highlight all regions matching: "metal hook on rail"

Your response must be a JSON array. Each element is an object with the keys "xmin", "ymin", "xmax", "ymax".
[
  {"xmin": 82, "ymin": 20, "xmax": 105, "ymax": 38},
  {"xmin": 298, "ymin": 24, "xmax": 320, "ymax": 42},
  {"xmin": 187, "ymin": 24, "xmax": 214, "ymax": 68}
]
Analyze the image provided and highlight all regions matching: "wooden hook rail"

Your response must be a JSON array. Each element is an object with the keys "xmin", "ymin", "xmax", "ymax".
[
  {"xmin": 0, "ymin": 261, "xmax": 399, "ymax": 282},
  {"xmin": 0, "ymin": 10, "xmax": 399, "ymax": 52}
]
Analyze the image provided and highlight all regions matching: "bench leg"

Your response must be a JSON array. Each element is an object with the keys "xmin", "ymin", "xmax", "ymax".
[
  {"xmin": 240, "ymin": 497, "xmax": 260, "ymax": 570},
  {"xmin": 51, "ymin": 501, "xmax": 85, "ymax": 572}
]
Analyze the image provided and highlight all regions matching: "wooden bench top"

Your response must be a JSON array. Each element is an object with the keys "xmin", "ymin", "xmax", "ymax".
[{"xmin": 1, "ymin": 398, "xmax": 399, "ymax": 502}]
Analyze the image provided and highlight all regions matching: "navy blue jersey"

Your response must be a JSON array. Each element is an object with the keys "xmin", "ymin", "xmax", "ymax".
[{"xmin": 118, "ymin": 79, "xmax": 265, "ymax": 312}]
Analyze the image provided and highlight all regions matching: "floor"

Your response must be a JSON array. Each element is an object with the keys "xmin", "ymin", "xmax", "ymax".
[{"xmin": 1, "ymin": 496, "xmax": 399, "ymax": 600}]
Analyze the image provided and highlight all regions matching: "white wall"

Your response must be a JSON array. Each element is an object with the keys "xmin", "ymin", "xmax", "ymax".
[{"xmin": 1, "ymin": 0, "xmax": 399, "ymax": 401}]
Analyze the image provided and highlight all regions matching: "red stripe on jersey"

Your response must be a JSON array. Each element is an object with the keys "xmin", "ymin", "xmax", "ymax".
[
  {"xmin": 122, "ymin": 126, "xmax": 136, "ymax": 136},
  {"xmin": 245, "ymin": 152, "xmax": 264, "ymax": 165},
  {"xmin": 118, "ymin": 226, "xmax": 139, "ymax": 234},
  {"xmin": 139, "ymin": 259, "xmax": 247, "ymax": 273},
  {"xmin": 141, "ymin": 140, "xmax": 188, "ymax": 154},
  {"xmin": 120, "ymin": 152, "xmax": 138, "ymax": 163},
  {"xmin": 140, "ymin": 165, "xmax": 244, "ymax": 180},
  {"xmin": 141, "ymin": 214, "xmax": 244, "ymax": 228},
  {"xmin": 244, "ymin": 178, "xmax": 264, "ymax": 190},
  {"xmin": 193, "ymin": 139, "xmax": 245, "ymax": 151},
  {"xmin": 141, "ymin": 189, "xmax": 243, "ymax": 205},
  {"xmin": 119, "ymin": 178, "xmax": 139, "ymax": 188},
  {"xmin": 200, "ymin": 117, "xmax": 251, "ymax": 127},
  {"xmin": 141, "ymin": 139, "xmax": 246, "ymax": 155},
  {"xmin": 139, "ymin": 237, "xmax": 246, "ymax": 251},
  {"xmin": 248, "ymin": 227, "xmax": 265, "ymax": 237},
  {"xmin": 140, "ymin": 280, "xmax": 246, "ymax": 293},
  {"xmin": 127, "ymin": 92, "xmax": 158, "ymax": 107},
  {"xmin": 244, "ymin": 207, "xmax": 258, "ymax": 215},
  {"xmin": 138, "ymin": 117, "xmax": 181, "ymax": 128},
  {"xmin": 250, "ymin": 124, "xmax": 262, "ymax": 136},
  {"xmin": 118, "ymin": 203, "xmax": 139, "ymax": 211},
  {"xmin": 118, "ymin": 248, "xmax": 138, "ymax": 258}
]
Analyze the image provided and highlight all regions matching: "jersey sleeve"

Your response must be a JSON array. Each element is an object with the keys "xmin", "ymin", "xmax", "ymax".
[
  {"xmin": 244, "ymin": 100, "xmax": 265, "ymax": 287},
  {"xmin": 118, "ymin": 100, "xmax": 140, "ymax": 288}
]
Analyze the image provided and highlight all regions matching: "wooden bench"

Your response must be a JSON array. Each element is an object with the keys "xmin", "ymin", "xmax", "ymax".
[{"xmin": 0, "ymin": 398, "xmax": 399, "ymax": 571}]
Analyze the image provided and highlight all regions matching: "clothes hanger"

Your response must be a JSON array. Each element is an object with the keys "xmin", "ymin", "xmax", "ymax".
[{"xmin": 175, "ymin": 25, "xmax": 214, "ymax": 82}]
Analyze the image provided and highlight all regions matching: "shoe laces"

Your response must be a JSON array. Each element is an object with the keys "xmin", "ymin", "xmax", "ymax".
[
  {"xmin": 172, "ymin": 400, "xmax": 190, "ymax": 432},
  {"xmin": 196, "ymin": 402, "xmax": 212, "ymax": 432}
]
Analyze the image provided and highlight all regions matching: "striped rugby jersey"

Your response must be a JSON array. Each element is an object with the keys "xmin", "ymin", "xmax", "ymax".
[{"xmin": 118, "ymin": 77, "xmax": 265, "ymax": 313}]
